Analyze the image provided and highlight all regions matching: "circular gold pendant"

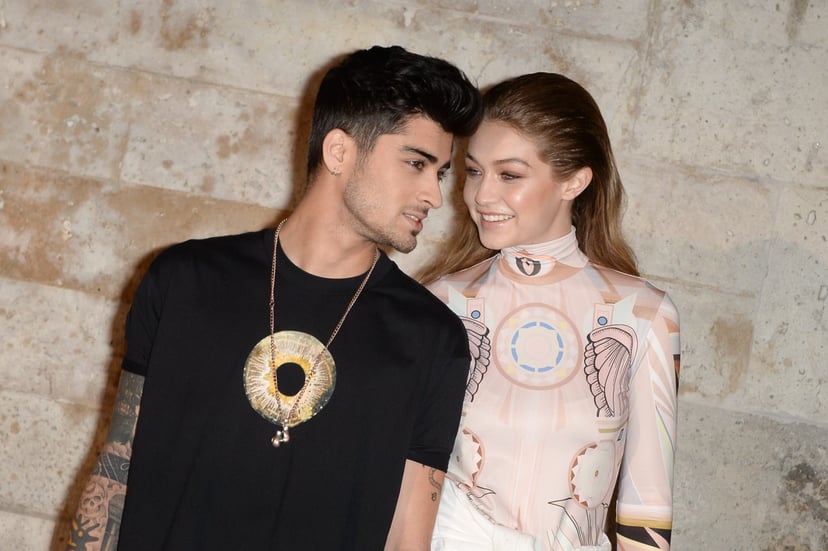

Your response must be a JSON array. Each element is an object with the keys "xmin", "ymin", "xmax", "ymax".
[{"xmin": 243, "ymin": 330, "xmax": 336, "ymax": 429}]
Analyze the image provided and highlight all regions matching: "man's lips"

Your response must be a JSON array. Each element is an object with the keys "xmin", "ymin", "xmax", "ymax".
[{"xmin": 404, "ymin": 211, "xmax": 427, "ymax": 232}]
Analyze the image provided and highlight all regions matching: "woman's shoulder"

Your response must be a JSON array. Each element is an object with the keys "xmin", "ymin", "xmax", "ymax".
[
  {"xmin": 587, "ymin": 262, "xmax": 679, "ymax": 320},
  {"xmin": 427, "ymin": 255, "xmax": 497, "ymax": 301}
]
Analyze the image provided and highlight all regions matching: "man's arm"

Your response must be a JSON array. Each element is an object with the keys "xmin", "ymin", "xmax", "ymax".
[
  {"xmin": 67, "ymin": 370, "xmax": 144, "ymax": 551},
  {"xmin": 384, "ymin": 459, "xmax": 445, "ymax": 551}
]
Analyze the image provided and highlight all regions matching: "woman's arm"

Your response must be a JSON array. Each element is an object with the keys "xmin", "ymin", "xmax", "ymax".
[{"xmin": 616, "ymin": 296, "xmax": 680, "ymax": 551}]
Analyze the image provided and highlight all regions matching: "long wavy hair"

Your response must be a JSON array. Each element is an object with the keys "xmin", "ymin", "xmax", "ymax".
[{"xmin": 420, "ymin": 72, "xmax": 639, "ymax": 284}]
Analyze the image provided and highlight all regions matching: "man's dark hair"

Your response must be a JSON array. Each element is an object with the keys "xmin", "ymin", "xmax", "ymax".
[{"xmin": 306, "ymin": 45, "xmax": 482, "ymax": 179}]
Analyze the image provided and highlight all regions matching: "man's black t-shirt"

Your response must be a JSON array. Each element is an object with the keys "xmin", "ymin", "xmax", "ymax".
[{"xmin": 117, "ymin": 230, "xmax": 469, "ymax": 550}]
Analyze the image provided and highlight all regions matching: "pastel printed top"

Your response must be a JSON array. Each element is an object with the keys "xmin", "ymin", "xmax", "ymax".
[{"xmin": 429, "ymin": 228, "xmax": 680, "ymax": 550}]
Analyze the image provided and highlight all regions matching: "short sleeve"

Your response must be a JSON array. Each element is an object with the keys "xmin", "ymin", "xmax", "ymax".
[
  {"xmin": 122, "ymin": 255, "xmax": 170, "ymax": 376},
  {"xmin": 407, "ymin": 316, "xmax": 470, "ymax": 472}
]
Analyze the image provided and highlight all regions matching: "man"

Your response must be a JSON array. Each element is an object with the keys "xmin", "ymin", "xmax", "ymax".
[{"xmin": 68, "ymin": 45, "xmax": 481, "ymax": 550}]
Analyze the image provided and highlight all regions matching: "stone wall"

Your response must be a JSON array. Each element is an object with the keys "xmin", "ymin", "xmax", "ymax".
[{"xmin": 0, "ymin": 1, "xmax": 825, "ymax": 549}]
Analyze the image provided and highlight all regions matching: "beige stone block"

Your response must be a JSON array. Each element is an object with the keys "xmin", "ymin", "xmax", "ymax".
[
  {"xmin": 622, "ymin": 159, "xmax": 774, "ymax": 295},
  {"xmin": 0, "ymin": 278, "xmax": 118, "ymax": 405},
  {"xmin": 659, "ymin": 281, "xmax": 757, "ymax": 408},
  {"xmin": 673, "ymin": 401, "xmax": 828, "ymax": 550},
  {"xmin": 119, "ymin": 72, "xmax": 301, "ymax": 209},
  {"xmin": 664, "ymin": 2, "xmax": 826, "ymax": 49},
  {"xmin": 0, "ymin": 510, "xmax": 57, "ymax": 551},
  {"xmin": 0, "ymin": 2, "xmax": 645, "ymax": 111},
  {"xmin": 0, "ymin": 0, "xmax": 121, "ymax": 56},
  {"xmin": 631, "ymin": 4, "xmax": 826, "ymax": 187},
  {"xmin": 0, "ymin": 162, "xmax": 280, "ymax": 298},
  {"xmin": 428, "ymin": 18, "xmax": 638, "ymax": 138},
  {"xmin": 415, "ymin": 0, "xmax": 650, "ymax": 41},
  {"xmin": 748, "ymin": 184, "xmax": 827, "ymax": 419},
  {"xmin": 0, "ymin": 1, "xmax": 471, "ymax": 97},
  {"xmin": 0, "ymin": 390, "xmax": 102, "ymax": 517},
  {"xmin": 0, "ymin": 46, "xmax": 135, "ymax": 180},
  {"xmin": 794, "ymin": 2, "xmax": 828, "ymax": 46}
]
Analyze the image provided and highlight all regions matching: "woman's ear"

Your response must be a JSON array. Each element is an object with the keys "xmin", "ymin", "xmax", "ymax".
[
  {"xmin": 321, "ymin": 128, "xmax": 354, "ymax": 177},
  {"xmin": 562, "ymin": 166, "xmax": 592, "ymax": 200}
]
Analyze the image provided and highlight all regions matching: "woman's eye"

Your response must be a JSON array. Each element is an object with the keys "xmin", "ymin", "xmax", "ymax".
[
  {"xmin": 465, "ymin": 167, "xmax": 481, "ymax": 177},
  {"xmin": 500, "ymin": 172, "xmax": 520, "ymax": 181}
]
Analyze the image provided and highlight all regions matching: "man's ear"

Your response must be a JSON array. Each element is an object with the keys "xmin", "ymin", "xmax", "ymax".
[
  {"xmin": 321, "ymin": 128, "xmax": 355, "ymax": 177},
  {"xmin": 562, "ymin": 166, "xmax": 592, "ymax": 200}
]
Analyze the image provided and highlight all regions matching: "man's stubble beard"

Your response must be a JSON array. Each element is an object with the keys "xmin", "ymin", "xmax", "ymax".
[{"xmin": 342, "ymin": 173, "xmax": 418, "ymax": 254}]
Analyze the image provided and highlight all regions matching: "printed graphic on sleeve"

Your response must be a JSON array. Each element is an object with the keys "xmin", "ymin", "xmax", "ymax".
[
  {"xmin": 584, "ymin": 324, "xmax": 637, "ymax": 417},
  {"xmin": 461, "ymin": 316, "xmax": 491, "ymax": 403}
]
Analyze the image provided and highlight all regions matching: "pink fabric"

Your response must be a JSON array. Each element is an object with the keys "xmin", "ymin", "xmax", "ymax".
[{"xmin": 429, "ymin": 228, "xmax": 679, "ymax": 550}]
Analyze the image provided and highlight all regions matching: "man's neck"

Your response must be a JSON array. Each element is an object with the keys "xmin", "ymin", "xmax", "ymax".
[{"xmin": 278, "ymin": 197, "xmax": 378, "ymax": 279}]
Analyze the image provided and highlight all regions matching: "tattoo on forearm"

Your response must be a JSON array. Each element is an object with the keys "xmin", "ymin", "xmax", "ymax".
[
  {"xmin": 69, "ymin": 478, "xmax": 125, "ymax": 550},
  {"xmin": 427, "ymin": 467, "xmax": 442, "ymax": 502},
  {"xmin": 91, "ymin": 452, "xmax": 131, "ymax": 485},
  {"xmin": 68, "ymin": 372, "xmax": 143, "ymax": 550},
  {"xmin": 108, "ymin": 372, "xmax": 144, "ymax": 446},
  {"xmin": 427, "ymin": 468, "xmax": 442, "ymax": 491}
]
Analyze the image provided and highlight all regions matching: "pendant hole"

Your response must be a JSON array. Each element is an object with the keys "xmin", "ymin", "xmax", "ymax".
[{"xmin": 275, "ymin": 362, "xmax": 305, "ymax": 396}]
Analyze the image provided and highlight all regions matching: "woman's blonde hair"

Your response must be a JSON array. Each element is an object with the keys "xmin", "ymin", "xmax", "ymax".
[{"xmin": 419, "ymin": 72, "xmax": 639, "ymax": 284}]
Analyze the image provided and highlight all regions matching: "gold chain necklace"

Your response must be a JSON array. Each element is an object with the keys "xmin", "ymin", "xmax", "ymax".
[{"xmin": 243, "ymin": 220, "xmax": 379, "ymax": 447}]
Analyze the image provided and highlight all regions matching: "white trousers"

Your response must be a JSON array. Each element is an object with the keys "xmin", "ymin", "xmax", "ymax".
[
  {"xmin": 431, "ymin": 482, "xmax": 612, "ymax": 551},
  {"xmin": 431, "ymin": 482, "xmax": 540, "ymax": 551}
]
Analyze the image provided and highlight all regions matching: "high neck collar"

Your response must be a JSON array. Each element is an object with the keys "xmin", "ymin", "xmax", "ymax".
[{"xmin": 498, "ymin": 226, "xmax": 588, "ymax": 279}]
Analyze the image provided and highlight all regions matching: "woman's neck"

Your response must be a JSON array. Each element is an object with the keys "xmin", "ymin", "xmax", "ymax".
[{"xmin": 498, "ymin": 226, "xmax": 587, "ymax": 278}]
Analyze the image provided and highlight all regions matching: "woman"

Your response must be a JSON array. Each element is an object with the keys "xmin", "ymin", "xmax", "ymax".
[{"xmin": 423, "ymin": 73, "xmax": 680, "ymax": 551}]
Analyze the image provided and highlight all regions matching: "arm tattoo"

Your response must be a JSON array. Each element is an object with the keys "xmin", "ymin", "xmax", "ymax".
[
  {"xmin": 427, "ymin": 467, "xmax": 442, "ymax": 502},
  {"xmin": 108, "ymin": 371, "xmax": 144, "ymax": 447},
  {"xmin": 68, "ymin": 372, "xmax": 144, "ymax": 550},
  {"xmin": 91, "ymin": 452, "xmax": 130, "ymax": 485}
]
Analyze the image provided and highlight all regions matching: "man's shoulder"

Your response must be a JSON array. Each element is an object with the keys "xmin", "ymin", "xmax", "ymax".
[
  {"xmin": 163, "ymin": 229, "xmax": 266, "ymax": 257},
  {"xmin": 141, "ymin": 229, "xmax": 269, "ymax": 295},
  {"xmin": 374, "ymin": 257, "xmax": 467, "ymax": 335},
  {"xmin": 152, "ymin": 229, "xmax": 267, "ymax": 269},
  {"xmin": 377, "ymin": 258, "xmax": 453, "ymax": 309}
]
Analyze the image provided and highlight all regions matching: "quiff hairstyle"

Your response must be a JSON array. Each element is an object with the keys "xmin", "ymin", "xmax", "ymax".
[{"xmin": 306, "ymin": 45, "xmax": 482, "ymax": 181}]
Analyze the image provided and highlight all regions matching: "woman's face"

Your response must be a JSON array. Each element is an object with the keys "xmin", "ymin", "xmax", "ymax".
[{"xmin": 463, "ymin": 120, "xmax": 577, "ymax": 250}]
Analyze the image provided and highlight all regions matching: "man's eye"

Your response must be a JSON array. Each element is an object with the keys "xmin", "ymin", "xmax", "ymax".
[{"xmin": 409, "ymin": 160, "xmax": 425, "ymax": 170}]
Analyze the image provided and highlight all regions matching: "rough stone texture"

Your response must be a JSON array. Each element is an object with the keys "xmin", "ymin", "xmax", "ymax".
[
  {"xmin": 0, "ymin": 511, "xmax": 56, "ymax": 551},
  {"xmin": 0, "ymin": 162, "xmax": 279, "ymax": 298},
  {"xmin": 622, "ymin": 157, "xmax": 776, "ymax": 295},
  {"xmin": 631, "ymin": 1, "xmax": 827, "ymax": 188},
  {"xmin": 119, "ymin": 80, "xmax": 300, "ymax": 208},
  {"xmin": 0, "ymin": 1, "xmax": 825, "ymax": 549},
  {"xmin": 673, "ymin": 401, "xmax": 828, "ymax": 551},
  {"xmin": 749, "ymin": 184, "xmax": 827, "ymax": 418},
  {"xmin": 0, "ymin": 278, "xmax": 118, "ymax": 405},
  {"xmin": 0, "ymin": 390, "xmax": 104, "ymax": 522}
]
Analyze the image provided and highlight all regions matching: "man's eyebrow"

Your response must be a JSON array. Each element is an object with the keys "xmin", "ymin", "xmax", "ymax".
[
  {"xmin": 403, "ymin": 146, "xmax": 452, "ymax": 171},
  {"xmin": 402, "ymin": 146, "xmax": 438, "ymax": 164}
]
